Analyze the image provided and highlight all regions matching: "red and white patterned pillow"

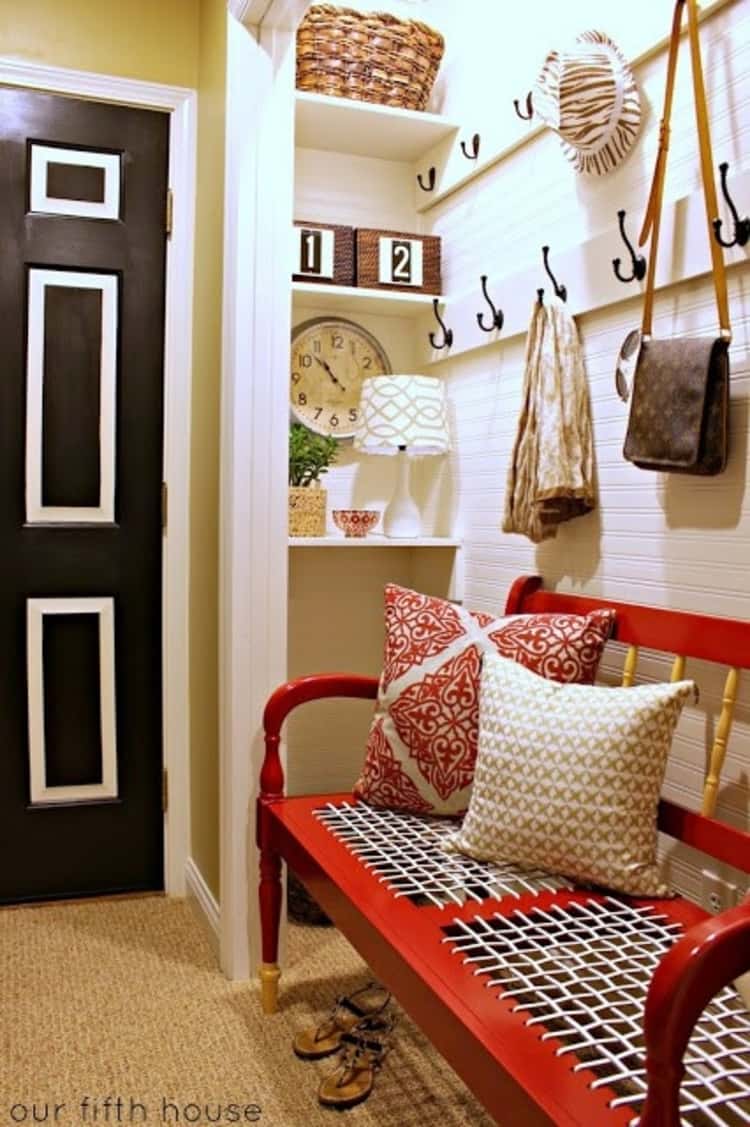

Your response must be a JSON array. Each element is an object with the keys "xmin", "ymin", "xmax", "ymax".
[{"xmin": 354, "ymin": 584, "xmax": 615, "ymax": 816}]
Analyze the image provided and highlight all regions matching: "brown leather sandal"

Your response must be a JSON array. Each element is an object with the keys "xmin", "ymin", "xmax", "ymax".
[
  {"xmin": 292, "ymin": 983, "xmax": 390, "ymax": 1060},
  {"xmin": 317, "ymin": 1015, "xmax": 395, "ymax": 1109}
]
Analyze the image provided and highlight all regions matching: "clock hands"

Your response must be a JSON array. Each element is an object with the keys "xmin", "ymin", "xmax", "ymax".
[{"xmin": 314, "ymin": 355, "xmax": 347, "ymax": 392}]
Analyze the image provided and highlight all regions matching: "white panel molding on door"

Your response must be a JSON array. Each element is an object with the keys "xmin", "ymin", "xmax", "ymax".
[
  {"xmin": 27, "ymin": 596, "xmax": 117, "ymax": 805},
  {"xmin": 0, "ymin": 56, "xmax": 196, "ymax": 896},
  {"xmin": 26, "ymin": 268, "xmax": 118, "ymax": 523},
  {"xmin": 29, "ymin": 144, "xmax": 121, "ymax": 219}
]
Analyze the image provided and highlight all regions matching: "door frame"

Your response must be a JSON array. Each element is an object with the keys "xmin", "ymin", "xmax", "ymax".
[
  {"xmin": 219, "ymin": 0, "xmax": 306, "ymax": 980},
  {"xmin": 0, "ymin": 57, "xmax": 196, "ymax": 896}
]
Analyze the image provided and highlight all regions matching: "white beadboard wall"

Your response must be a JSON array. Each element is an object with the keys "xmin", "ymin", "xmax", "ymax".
[
  {"xmin": 286, "ymin": 0, "xmax": 748, "ymax": 901},
  {"xmin": 424, "ymin": 0, "xmax": 749, "ymax": 900},
  {"xmin": 428, "ymin": 1, "xmax": 749, "ymax": 300}
]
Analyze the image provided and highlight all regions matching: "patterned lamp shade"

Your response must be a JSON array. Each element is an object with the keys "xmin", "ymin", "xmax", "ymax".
[{"xmin": 353, "ymin": 375, "xmax": 451, "ymax": 455}]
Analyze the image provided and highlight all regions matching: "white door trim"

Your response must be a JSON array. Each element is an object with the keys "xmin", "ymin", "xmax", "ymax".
[
  {"xmin": 219, "ymin": 7, "xmax": 309, "ymax": 979},
  {"xmin": 0, "ymin": 57, "xmax": 196, "ymax": 896}
]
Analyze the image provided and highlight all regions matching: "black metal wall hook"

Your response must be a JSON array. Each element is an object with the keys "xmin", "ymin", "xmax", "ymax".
[
  {"xmin": 429, "ymin": 298, "xmax": 453, "ymax": 350},
  {"xmin": 417, "ymin": 166, "xmax": 436, "ymax": 192},
  {"xmin": 513, "ymin": 91, "xmax": 533, "ymax": 121},
  {"xmin": 541, "ymin": 245, "xmax": 567, "ymax": 302},
  {"xmin": 460, "ymin": 133, "xmax": 480, "ymax": 161},
  {"xmin": 476, "ymin": 275, "xmax": 504, "ymax": 332},
  {"xmin": 713, "ymin": 161, "xmax": 750, "ymax": 248},
  {"xmin": 612, "ymin": 209, "xmax": 647, "ymax": 283}
]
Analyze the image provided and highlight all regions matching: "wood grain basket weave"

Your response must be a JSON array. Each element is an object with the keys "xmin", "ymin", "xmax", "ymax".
[
  {"xmin": 356, "ymin": 228, "xmax": 441, "ymax": 293},
  {"xmin": 296, "ymin": 4, "xmax": 445, "ymax": 111}
]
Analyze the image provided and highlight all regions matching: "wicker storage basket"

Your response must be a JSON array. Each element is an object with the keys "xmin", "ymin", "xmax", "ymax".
[
  {"xmin": 296, "ymin": 5, "xmax": 444, "ymax": 112},
  {"xmin": 356, "ymin": 228, "xmax": 441, "ymax": 294}
]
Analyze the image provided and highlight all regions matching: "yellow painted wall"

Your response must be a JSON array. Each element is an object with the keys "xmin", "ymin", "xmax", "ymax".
[
  {"xmin": 0, "ymin": 0, "xmax": 200, "ymax": 87},
  {"xmin": 1, "ymin": 0, "xmax": 225, "ymax": 900},
  {"xmin": 189, "ymin": 0, "xmax": 226, "ymax": 900}
]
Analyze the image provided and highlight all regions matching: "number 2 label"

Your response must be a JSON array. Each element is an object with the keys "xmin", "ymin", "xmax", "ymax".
[
  {"xmin": 391, "ymin": 241, "xmax": 412, "ymax": 282},
  {"xmin": 378, "ymin": 237, "xmax": 423, "ymax": 287}
]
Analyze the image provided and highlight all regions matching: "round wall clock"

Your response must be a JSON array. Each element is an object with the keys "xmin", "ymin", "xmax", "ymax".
[{"xmin": 290, "ymin": 316, "xmax": 392, "ymax": 438}]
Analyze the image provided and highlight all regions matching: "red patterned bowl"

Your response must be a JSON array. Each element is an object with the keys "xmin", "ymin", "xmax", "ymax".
[{"xmin": 332, "ymin": 509, "xmax": 380, "ymax": 538}]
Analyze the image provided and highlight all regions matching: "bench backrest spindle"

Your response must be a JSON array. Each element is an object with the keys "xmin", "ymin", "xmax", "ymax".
[
  {"xmin": 621, "ymin": 644, "xmax": 639, "ymax": 687},
  {"xmin": 703, "ymin": 665, "xmax": 740, "ymax": 817}
]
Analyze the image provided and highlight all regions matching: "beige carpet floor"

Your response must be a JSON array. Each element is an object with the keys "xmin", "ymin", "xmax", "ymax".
[{"xmin": 0, "ymin": 895, "xmax": 494, "ymax": 1127}]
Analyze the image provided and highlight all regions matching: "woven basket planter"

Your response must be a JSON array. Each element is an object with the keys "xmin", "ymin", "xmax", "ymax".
[
  {"xmin": 289, "ymin": 486, "xmax": 327, "ymax": 537},
  {"xmin": 296, "ymin": 4, "xmax": 444, "ymax": 112}
]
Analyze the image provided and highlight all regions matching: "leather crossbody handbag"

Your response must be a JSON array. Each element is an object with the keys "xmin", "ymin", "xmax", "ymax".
[{"xmin": 621, "ymin": 0, "xmax": 731, "ymax": 475}]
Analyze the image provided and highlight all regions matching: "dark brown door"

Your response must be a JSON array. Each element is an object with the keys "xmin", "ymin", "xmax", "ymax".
[{"xmin": 0, "ymin": 87, "xmax": 169, "ymax": 902}]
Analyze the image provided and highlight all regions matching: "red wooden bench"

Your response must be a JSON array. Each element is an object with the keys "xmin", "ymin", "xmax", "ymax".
[{"xmin": 258, "ymin": 576, "xmax": 750, "ymax": 1126}]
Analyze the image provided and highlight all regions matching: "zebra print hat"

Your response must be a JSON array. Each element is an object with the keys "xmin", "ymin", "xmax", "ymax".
[{"xmin": 533, "ymin": 30, "xmax": 641, "ymax": 176}]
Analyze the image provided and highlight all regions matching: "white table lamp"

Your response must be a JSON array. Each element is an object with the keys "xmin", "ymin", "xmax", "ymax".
[{"xmin": 353, "ymin": 375, "xmax": 451, "ymax": 538}]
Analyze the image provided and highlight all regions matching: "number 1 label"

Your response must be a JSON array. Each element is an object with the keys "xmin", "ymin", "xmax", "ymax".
[{"xmin": 296, "ymin": 227, "xmax": 334, "ymax": 278}]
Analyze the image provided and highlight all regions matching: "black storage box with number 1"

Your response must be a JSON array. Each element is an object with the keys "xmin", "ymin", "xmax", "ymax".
[{"xmin": 292, "ymin": 220, "xmax": 355, "ymax": 287}]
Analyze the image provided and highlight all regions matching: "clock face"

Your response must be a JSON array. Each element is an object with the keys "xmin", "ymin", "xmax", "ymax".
[{"xmin": 290, "ymin": 317, "xmax": 392, "ymax": 438}]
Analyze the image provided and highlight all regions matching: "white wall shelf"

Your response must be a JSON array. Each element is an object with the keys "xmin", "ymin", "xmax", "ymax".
[
  {"xmin": 289, "ymin": 536, "xmax": 460, "ymax": 547},
  {"xmin": 286, "ymin": 56, "xmax": 466, "ymax": 812},
  {"xmin": 295, "ymin": 91, "xmax": 459, "ymax": 162},
  {"xmin": 292, "ymin": 280, "xmax": 441, "ymax": 319}
]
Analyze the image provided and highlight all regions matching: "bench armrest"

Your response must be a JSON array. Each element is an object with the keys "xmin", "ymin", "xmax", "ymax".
[
  {"xmin": 260, "ymin": 673, "xmax": 379, "ymax": 799},
  {"xmin": 640, "ymin": 900, "xmax": 750, "ymax": 1127}
]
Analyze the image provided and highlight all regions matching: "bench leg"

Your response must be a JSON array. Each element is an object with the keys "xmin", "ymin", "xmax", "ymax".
[
  {"xmin": 259, "ymin": 962, "xmax": 281, "ymax": 1014},
  {"xmin": 259, "ymin": 848, "xmax": 282, "ymax": 1014}
]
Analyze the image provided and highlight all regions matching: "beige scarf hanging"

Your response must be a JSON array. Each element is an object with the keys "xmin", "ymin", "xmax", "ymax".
[{"xmin": 503, "ymin": 298, "xmax": 596, "ymax": 543}]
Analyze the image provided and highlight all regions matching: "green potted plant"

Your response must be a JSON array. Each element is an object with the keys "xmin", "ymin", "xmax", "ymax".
[{"xmin": 288, "ymin": 423, "xmax": 338, "ymax": 536}]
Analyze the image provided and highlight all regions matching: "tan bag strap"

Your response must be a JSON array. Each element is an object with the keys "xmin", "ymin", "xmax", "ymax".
[{"xmin": 639, "ymin": 0, "xmax": 731, "ymax": 340}]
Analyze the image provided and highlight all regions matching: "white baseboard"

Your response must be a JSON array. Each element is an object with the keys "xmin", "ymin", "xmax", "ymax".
[{"xmin": 185, "ymin": 857, "xmax": 220, "ymax": 963}]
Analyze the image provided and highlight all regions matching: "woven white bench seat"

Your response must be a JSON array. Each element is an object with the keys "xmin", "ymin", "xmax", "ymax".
[{"xmin": 315, "ymin": 801, "xmax": 571, "ymax": 907}]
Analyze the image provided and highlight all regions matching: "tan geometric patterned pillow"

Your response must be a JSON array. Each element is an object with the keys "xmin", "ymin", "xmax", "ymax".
[
  {"xmin": 445, "ymin": 653, "xmax": 697, "ymax": 896},
  {"xmin": 354, "ymin": 584, "xmax": 615, "ymax": 816}
]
